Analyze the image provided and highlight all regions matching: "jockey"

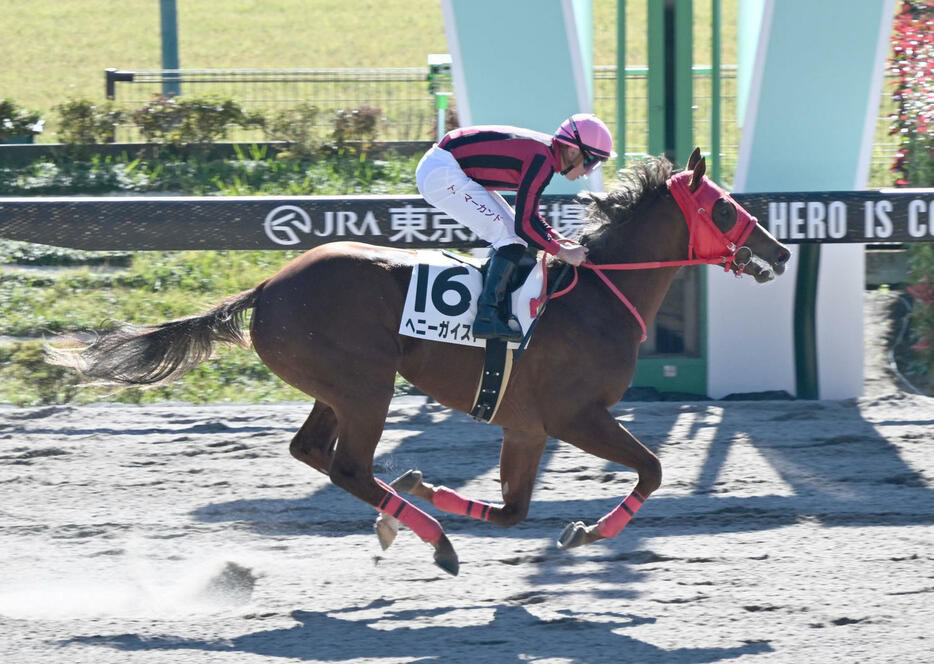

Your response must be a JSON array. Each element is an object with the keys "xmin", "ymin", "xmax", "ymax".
[{"xmin": 416, "ymin": 112, "xmax": 616, "ymax": 343}]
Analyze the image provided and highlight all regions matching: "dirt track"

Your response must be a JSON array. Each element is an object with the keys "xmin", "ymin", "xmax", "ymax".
[{"xmin": 0, "ymin": 292, "xmax": 932, "ymax": 664}]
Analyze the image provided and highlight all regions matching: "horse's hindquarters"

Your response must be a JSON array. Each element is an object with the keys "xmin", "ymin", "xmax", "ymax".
[{"xmin": 250, "ymin": 243, "xmax": 411, "ymax": 403}]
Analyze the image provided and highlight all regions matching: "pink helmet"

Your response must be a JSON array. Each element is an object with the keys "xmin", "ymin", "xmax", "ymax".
[{"xmin": 554, "ymin": 113, "xmax": 616, "ymax": 170}]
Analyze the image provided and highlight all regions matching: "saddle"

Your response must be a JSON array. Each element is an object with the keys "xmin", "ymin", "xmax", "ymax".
[
  {"xmin": 443, "ymin": 248, "xmax": 538, "ymax": 289},
  {"xmin": 401, "ymin": 249, "xmax": 548, "ymax": 422}
]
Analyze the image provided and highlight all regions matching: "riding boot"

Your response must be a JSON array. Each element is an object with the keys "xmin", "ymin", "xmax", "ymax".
[{"xmin": 472, "ymin": 249, "xmax": 524, "ymax": 343}]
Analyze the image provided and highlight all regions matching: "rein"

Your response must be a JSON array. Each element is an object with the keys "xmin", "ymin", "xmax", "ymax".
[
  {"xmin": 551, "ymin": 257, "xmax": 732, "ymax": 342},
  {"xmin": 549, "ymin": 172, "xmax": 759, "ymax": 343}
]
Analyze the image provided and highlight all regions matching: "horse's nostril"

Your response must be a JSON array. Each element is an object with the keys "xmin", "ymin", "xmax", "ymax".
[{"xmin": 777, "ymin": 248, "xmax": 791, "ymax": 264}]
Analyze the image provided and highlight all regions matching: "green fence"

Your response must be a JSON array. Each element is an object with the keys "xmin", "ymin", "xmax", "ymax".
[{"xmin": 103, "ymin": 65, "xmax": 897, "ymax": 188}]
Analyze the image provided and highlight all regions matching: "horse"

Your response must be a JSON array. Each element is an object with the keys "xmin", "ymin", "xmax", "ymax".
[{"xmin": 48, "ymin": 148, "xmax": 791, "ymax": 576}]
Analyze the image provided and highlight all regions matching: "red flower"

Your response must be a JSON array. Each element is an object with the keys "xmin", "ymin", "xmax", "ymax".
[{"xmin": 907, "ymin": 281, "xmax": 934, "ymax": 304}]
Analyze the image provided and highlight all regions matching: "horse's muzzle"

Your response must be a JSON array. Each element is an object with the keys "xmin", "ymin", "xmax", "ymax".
[{"xmin": 749, "ymin": 244, "xmax": 791, "ymax": 281}]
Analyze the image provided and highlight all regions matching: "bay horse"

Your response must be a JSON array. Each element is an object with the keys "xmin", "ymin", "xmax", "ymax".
[{"xmin": 48, "ymin": 149, "xmax": 790, "ymax": 576}]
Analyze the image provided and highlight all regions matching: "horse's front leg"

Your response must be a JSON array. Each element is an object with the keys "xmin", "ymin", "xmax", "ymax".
[
  {"xmin": 376, "ymin": 427, "xmax": 547, "ymax": 547},
  {"xmin": 548, "ymin": 406, "xmax": 662, "ymax": 549}
]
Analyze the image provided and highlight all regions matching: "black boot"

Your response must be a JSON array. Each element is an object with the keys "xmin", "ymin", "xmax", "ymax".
[{"xmin": 473, "ymin": 248, "xmax": 523, "ymax": 343}]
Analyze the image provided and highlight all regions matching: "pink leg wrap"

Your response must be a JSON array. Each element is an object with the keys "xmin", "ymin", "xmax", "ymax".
[
  {"xmin": 377, "ymin": 491, "xmax": 443, "ymax": 545},
  {"xmin": 432, "ymin": 486, "xmax": 494, "ymax": 521},
  {"xmin": 596, "ymin": 490, "xmax": 646, "ymax": 539}
]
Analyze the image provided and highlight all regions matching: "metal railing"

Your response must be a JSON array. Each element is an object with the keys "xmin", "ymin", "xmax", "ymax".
[
  {"xmin": 105, "ymin": 67, "xmax": 445, "ymax": 143},
  {"xmin": 594, "ymin": 64, "xmax": 741, "ymax": 182},
  {"xmin": 104, "ymin": 65, "xmax": 898, "ymax": 187},
  {"xmin": 595, "ymin": 65, "xmax": 898, "ymax": 188}
]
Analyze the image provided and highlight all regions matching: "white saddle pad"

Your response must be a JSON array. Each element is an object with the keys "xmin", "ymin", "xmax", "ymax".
[{"xmin": 399, "ymin": 251, "xmax": 546, "ymax": 349}]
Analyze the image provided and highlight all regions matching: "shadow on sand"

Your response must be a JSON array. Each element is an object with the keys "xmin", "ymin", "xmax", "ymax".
[
  {"xmin": 190, "ymin": 396, "xmax": 934, "ymax": 539},
  {"xmin": 62, "ymin": 600, "xmax": 772, "ymax": 664}
]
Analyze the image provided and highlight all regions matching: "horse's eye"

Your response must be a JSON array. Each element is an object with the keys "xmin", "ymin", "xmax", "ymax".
[{"xmin": 712, "ymin": 198, "xmax": 737, "ymax": 232}]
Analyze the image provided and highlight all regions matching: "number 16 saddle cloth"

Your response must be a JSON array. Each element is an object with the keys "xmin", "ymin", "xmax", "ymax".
[{"xmin": 399, "ymin": 250, "xmax": 548, "ymax": 421}]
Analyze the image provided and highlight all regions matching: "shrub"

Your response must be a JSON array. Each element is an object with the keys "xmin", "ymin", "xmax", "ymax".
[
  {"xmin": 263, "ymin": 104, "xmax": 384, "ymax": 158},
  {"xmin": 889, "ymin": 0, "xmax": 933, "ymax": 188},
  {"xmin": 55, "ymin": 99, "xmax": 127, "ymax": 144},
  {"xmin": 0, "ymin": 340, "xmax": 81, "ymax": 405},
  {"xmin": 0, "ymin": 98, "xmax": 44, "ymax": 141},
  {"xmin": 331, "ymin": 105, "xmax": 382, "ymax": 150},
  {"xmin": 890, "ymin": 0, "xmax": 934, "ymax": 384},
  {"xmin": 262, "ymin": 102, "xmax": 322, "ymax": 159},
  {"xmin": 131, "ymin": 95, "xmax": 264, "ymax": 145}
]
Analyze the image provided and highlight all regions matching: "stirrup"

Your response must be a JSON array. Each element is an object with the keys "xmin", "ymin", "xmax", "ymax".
[
  {"xmin": 501, "ymin": 313, "xmax": 523, "ymax": 341},
  {"xmin": 473, "ymin": 307, "xmax": 523, "ymax": 342}
]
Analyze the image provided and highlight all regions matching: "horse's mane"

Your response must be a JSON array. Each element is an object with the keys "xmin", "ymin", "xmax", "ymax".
[{"xmin": 576, "ymin": 155, "xmax": 674, "ymax": 254}]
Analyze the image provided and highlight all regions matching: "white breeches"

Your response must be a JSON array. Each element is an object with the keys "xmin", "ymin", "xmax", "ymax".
[{"xmin": 415, "ymin": 145, "xmax": 527, "ymax": 249}]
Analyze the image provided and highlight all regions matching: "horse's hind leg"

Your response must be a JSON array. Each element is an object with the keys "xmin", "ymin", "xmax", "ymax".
[
  {"xmin": 329, "ymin": 393, "xmax": 459, "ymax": 575},
  {"xmin": 292, "ymin": 401, "xmax": 426, "ymax": 552},
  {"xmin": 378, "ymin": 427, "xmax": 547, "ymax": 541},
  {"xmin": 288, "ymin": 401, "xmax": 414, "ymax": 547},
  {"xmin": 289, "ymin": 400, "xmax": 339, "ymax": 475},
  {"xmin": 549, "ymin": 406, "xmax": 662, "ymax": 549}
]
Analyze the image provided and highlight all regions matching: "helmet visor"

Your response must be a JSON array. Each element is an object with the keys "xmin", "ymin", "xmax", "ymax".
[{"xmin": 581, "ymin": 152, "xmax": 607, "ymax": 174}]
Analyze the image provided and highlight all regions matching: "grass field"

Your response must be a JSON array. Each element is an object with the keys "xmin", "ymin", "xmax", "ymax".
[
  {"xmin": 2, "ymin": 1, "xmax": 451, "ymax": 114},
  {"xmin": 0, "ymin": 250, "xmax": 313, "ymax": 405},
  {"xmin": 4, "ymin": 1, "xmax": 737, "ymax": 142}
]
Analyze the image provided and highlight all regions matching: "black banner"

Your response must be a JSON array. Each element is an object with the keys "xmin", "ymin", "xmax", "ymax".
[
  {"xmin": 0, "ymin": 190, "xmax": 932, "ymax": 250},
  {"xmin": 733, "ymin": 190, "xmax": 934, "ymax": 244}
]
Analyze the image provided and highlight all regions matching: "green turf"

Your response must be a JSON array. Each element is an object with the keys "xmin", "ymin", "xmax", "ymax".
[{"xmin": 3, "ymin": 1, "xmax": 737, "ymax": 141}]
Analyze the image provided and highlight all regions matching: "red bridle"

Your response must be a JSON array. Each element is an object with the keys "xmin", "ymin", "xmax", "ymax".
[
  {"xmin": 667, "ymin": 171, "xmax": 758, "ymax": 268},
  {"xmin": 536, "ymin": 173, "xmax": 759, "ymax": 342}
]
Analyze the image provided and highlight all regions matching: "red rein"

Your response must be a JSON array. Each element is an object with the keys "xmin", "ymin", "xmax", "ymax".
[{"xmin": 544, "ymin": 173, "xmax": 759, "ymax": 342}]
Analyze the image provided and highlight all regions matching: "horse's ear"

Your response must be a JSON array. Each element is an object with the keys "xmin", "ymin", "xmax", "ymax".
[
  {"xmin": 687, "ymin": 147, "xmax": 702, "ymax": 171},
  {"xmin": 688, "ymin": 156, "xmax": 706, "ymax": 193}
]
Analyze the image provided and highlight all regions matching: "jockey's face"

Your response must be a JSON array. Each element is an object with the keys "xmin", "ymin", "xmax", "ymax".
[{"xmin": 561, "ymin": 145, "xmax": 605, "ymax": 181}]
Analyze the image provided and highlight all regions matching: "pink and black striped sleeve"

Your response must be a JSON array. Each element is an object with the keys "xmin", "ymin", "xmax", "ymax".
[{"xmin": 513, "ymin": 150, "xmax": 563, "ymax": 255}]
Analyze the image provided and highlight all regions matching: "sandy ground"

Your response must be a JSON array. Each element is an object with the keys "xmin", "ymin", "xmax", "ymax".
[{"xmin": 1, "ymin": 291, "xmax": 932, "ymax": 664}]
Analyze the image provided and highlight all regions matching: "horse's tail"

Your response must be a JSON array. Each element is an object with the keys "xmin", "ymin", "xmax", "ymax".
[{"xmin": 47, "ymin": 286, "xmax": 263, "ymax": 386}]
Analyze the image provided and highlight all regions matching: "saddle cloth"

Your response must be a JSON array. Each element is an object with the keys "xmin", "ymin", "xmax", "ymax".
[{"xmin": 399, "ymin": 251, "xmax": 546, "ymax": 349}]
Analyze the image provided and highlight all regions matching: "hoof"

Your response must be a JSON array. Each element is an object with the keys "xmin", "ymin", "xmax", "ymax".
[
  {"xmin": 374, "ymin": 514, "xmax": 399, "ymax": 551},
  {"xmin": 432, "ymin": 535, "xmax": 460, "ymax": 576},
  {"xmin": 557, "ymin": 521, "xmax": 590, "ymax": 550},
  {"xmin": 390, "ymin": 469, "xmax": 423, "ymax": 494}
]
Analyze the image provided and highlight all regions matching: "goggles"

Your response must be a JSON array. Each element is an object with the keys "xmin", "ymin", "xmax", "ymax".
[{"xmin": 581, "ymin": 152, "xmax": 607, "ymax": 174}]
